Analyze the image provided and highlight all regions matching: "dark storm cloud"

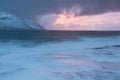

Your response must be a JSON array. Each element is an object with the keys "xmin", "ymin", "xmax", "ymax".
[{"xmin": 0, "ymin": 0, "xmax": 120, "ymax": 18}]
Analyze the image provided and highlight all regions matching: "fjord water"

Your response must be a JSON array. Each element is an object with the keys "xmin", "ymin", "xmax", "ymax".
[{"xmin": 0, "ymin": 31, "xmax": 120, "ymax": 80}]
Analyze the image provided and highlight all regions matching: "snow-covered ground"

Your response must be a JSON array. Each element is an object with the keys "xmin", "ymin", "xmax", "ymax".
[{"xmin": 0, "ymin": 36, "xmax": 120, "ymax": 80}]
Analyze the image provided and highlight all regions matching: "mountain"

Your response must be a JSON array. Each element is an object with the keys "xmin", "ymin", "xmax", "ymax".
[{"xmin": 0, "ymin": 12, "xmax": 44, "ymax": 30}]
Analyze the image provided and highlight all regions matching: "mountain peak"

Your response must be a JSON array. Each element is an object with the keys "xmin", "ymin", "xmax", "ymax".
[{"xmin": 0, "ymin": 12, "xmax": 44, "ymax": 30}]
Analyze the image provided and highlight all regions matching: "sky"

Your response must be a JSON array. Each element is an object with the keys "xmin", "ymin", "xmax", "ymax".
[{"xmin": 0, "ymin": 0, "xmax": 120, "ymax": 30}]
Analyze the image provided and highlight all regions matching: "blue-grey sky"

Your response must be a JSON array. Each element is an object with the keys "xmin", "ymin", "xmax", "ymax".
[{"xmin": 0, "ymin": 0, "xmax": 120, "ymax": 30}]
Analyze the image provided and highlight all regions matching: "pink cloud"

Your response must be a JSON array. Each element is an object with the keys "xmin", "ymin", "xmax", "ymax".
[{"xmin": 36, "ymin": 12, "xmax": 120, "ymax": 30}]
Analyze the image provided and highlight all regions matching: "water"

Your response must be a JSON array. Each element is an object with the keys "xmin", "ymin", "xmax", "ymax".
[{"xmin": 0, "ymin": 31, "xmax": 120, "ymax": 80}]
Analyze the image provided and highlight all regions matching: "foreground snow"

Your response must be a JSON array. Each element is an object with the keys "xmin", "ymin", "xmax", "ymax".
[{"xmin": 0, "ymin": 36, "xmax": 120, "ymax": 80}]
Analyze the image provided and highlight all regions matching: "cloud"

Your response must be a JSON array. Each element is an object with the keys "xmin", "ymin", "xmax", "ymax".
[
  {"xmin": 0, "ymin": 0, "xmax": 120, "ymax": 18},
  {"xmin": 37, "ymin": 12, "xmax": 120, "ymax": 30}
]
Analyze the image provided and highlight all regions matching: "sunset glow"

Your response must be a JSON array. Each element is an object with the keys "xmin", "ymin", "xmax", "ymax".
[
  {"xmin": 54, "ymin": 12, "xmax": 120, "ymax": 28},
  {"xmin": 37, "ymin": 12, "xmax": 120, "ymax": 30},
  {"xmin": 1, "ymin": 0, "xmax": 120, "ymax": 30}
]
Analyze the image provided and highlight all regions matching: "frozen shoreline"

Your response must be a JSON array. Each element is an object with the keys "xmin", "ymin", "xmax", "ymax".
[{"xmin": 0, "ymin": 35, "xmax": 120, "ymax": 80}]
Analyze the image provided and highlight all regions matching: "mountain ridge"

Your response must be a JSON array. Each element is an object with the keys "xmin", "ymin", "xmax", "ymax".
[{"xmin": 0, "ymin": 12, "xmax": 44, "ymax": 30}]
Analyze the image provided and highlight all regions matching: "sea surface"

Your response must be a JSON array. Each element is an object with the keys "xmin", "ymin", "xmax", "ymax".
[{"xmin": 0, "ymin": 31, "xmax": 120, "ymax": 80}]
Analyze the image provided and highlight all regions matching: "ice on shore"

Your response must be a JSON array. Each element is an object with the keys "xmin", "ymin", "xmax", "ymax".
[{"xmin": 0, "ymin": 36, "xmax": 120, "ymax": 80}]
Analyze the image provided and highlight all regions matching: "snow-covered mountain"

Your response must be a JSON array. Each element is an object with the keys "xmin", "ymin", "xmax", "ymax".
[{"xmin": 0, "ymin": 12, "xmax": 44, "ymax": 30}]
